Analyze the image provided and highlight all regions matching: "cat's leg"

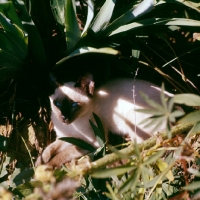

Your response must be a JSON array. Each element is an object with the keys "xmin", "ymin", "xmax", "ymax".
[
  {"xmin": 35, "ymin": 140, "xmax": 89, "ymax": 168},
  {"xmin": 47, "ymin": 146, "xmax": 89, "ymax": 168},
  {"xmin": 35, "ymin": 140, "xmax": 66, "ymax": 166}
]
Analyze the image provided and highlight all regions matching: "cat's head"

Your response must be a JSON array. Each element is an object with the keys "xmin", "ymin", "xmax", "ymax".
[{"xmin": 49, "ymin": 73, "xmax": 95, "ymax": 124}]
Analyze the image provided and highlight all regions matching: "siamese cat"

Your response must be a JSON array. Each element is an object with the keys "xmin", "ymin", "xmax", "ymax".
[{"xmin": 36, "ymin": 73, "xmax": 173, "ymax": 167}]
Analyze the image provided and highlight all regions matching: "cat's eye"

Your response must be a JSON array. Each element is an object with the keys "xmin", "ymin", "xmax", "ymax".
[
  {"xmin": 72, "ymin": 102, "xmax": 78, "ymax": 107},
  {"xmin": 54, "ymin": 101, "xmax": 61, "ymax": 107}
]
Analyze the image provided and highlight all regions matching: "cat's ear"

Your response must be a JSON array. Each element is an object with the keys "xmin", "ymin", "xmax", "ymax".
[
  {"xmin": 75, "ymin": 73, "xmax": 95, "ymax": 96},
  {"xmin": 48, "ymin": 73, "xmax": 62, "ymax": 95},
  {"xmin": 49, "ymin": 73, "xmax": 61, "ymax": 88}
]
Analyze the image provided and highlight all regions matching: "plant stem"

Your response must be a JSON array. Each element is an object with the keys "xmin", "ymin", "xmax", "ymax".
[{"xmin": 79, "ymin": 122, "xmax": 194, "ymax": 175}]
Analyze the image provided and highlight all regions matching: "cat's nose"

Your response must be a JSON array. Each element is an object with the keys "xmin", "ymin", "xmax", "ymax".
[
  {"xmin": 61, "ymin": 114, "xmax": 71, "ymax": 124},
  {"xmin": 61, "ymin": 115, "xmax": 68, "ymax": 121}
]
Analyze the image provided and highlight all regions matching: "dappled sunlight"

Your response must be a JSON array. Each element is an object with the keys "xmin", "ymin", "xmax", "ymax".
[
  {"xmin": 114, "ymin": 99, "xmax": 135, "ymax": 119},
  {"xmin": 151, "ymin": 86, "xmax": 174, "ymax": 97},
  {"xmin": 71, "ymin": 123, "xmax": 84, "ymax": 135},
  {"xmin": 97, "ymin": 90, "xmax": 108, "ymax": 96},
  {"xmin": 61, "ymin": 84, "xmax": 90, "ymax": 103},
  {"xmin": 53, "ymin": 120, "xmax": 99, "ymax": 148},
  {"xmin": 112, "ymin": 98, "xmax": 151, "ymax": 142}
]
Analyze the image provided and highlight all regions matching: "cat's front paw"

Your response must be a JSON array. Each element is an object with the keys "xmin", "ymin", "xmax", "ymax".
[
  {"xmin": 35, "ymin": 149, "xmax": 66, "ymax": 168},
  {"xmin": 35, "ymin": 149, "xmax": 52, "ymax": 167},
  {"xmin": 35, "ymin": 140, "xmax": 76, "ymax": 168},
  {"xmin": 35, "ymin": 143, "xmax": 90, "ymax": 168},
  {"xmin": 35, "ymin": 140, "xmax": 62, "ymax": 167}
]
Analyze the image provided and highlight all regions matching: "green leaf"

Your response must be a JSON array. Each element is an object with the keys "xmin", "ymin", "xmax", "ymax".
[
  {"xmin": 92, "ymin": 113, "xmax": 105, "ymax": 142},
  {"xmin": 91, "ymin": 165, "xmax": 135, "ymax": 178},
  {"xmin": 59, "ymin": 137, "xmax": 96, "ymax": 152},
  {"xmin": 109, "ymin": 18, "xmax": 200, "ymax": 36},
  {"xmin": 81, "ymin": 0, "xmax": 94, "ymax": 36},
  {"xmin": 0, "ymin": 12, "xmax": 27, "ymax": 50},
  {"xmin": 146, "ymin": 158, "xmax": 177, "ymax": 199},
  {"xmin": 12, "ymin": 181, "xmax": 42, "ymax": 197},
  {"xmin": 0, "ymin": 47, "xmax": 24, "ymax": 65},
  {"xmin": 132, "ymin": 49, "xmax": 140, "ymax": 60},
  {"xmin": 0, "ymin": 1, "xmax": 24, "ymax": 29},
  {"xmin": 162, "ymin": 182, "xmax": 179, "ymax": 197},
  {"xmin": 134, "ymin": 139, "xmax": 141, "ymax": 159},
  {"xmin": 0, "ymin": 43, "xmax": 25, "ymax": 81},
  {"xmin": 156, "ymin": 159, "xmax": 174, "ymax": 182},
  {"xmin": 169, "ymin": 110, "xmax": 184, "ymax": 122},
  {"xmin": 0, "ymin": 29, "xmax": 26, "ymax": 60},
  {"xmin": 143, "ymin": 150, "xmax": 165, "ymax": 165},
  {"xmin": 51, "ymin": 0, "xmax": 81, "ymax": 52},
  {"xmin": 105, "ymin": 182, "xmax": 119, "ymax": 200},
  {"xmin": 173, "ymin": 94, "xmax": 200, "ymax": 106},
  {"xmin": 141, "ymin": 165, "xmax": 154, "ymax": 186},
  {"xmin": 0, "ymin": 153, "xmax": 15, "ymax": 187},
  {"xmin": 104, "ymin": 0, "xmax": 154, "ymax": 36},
  {"xmin": 187, "ymin": 121, "xmax": 200, "ymax": 138},
  {"xmin": 64, "ymin": 0, "xmax": 81, "ymax": 53},
  {"xmin": 89, "ymin": 120, "xmax": 105, "ymax": 149},
  {"xmin": 179, "ymin": 111, "xmax": 200, "ymax": 124},
  {"xmin": 90, "ymin": 0, "xmax": 116, "ymax": 35},
  {"xmin": 140, "ymin": 92, "xmax": 165, "ymax": 111},
  {"xmin": 119, "ymin": 167, "xmax": 141, "ymax": 193},
  {"xmin": 144, "ymin": 174, "xmax": 161, "ymax": 188},
  {"xmin": 13, "ymin": 0, "xmax": 47, "ymax": 67},
  {"xmin": 156, "ymin": 0, "xmax": 200, "ymax": 14},
  {"xmin": 141, "ymin": 115, "xmax": 167, "ymax": 134},
  {"xmin": 167, "ymin": 98, "xmax": 174, "ymax": 114},
  {"xmin": 56, "ymin": 47, "xmax": 119, "ymax": 65},
  {"xmin": 107, "ymin": 145, "xmax": 130, "ymax": 159},
  {"xmin": 187, "ymin": 168, "xmax": 200, "ymax": 177},
  {"xmin": 183, "ymin": 181, "xmax": 200, "ymax": 191},
  {"xmin": 141, "ymin": 166, "xmax": 150, "ymax": 184},
  {"xmin": 0, "ymin": 13, "xmax": 27, "ymax": 59},
  {"xmin": 165, "ymin": 151, "xmax": 174, "ymax": 165},
  {"xmin": 68, "ymin": 46, "xmax": 119, "ymax": 57},
  {"xmin": 11, "ymin": 168, "xmax": 34, "ymax": 187},
  {"xmin": 51, "ymin": 0, "xmax": 65, "ymax": 26}
]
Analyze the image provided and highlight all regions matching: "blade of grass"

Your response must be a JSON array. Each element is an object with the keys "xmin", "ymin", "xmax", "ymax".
[
  {"xmin": 92, "ymin": 165, "xmax": 135, "ymax": 178},
  {"xmin": 59, "ymin": 137, "xmax": 96, "ymax": 152},
  {"xmin": 13, "ymin": 0, "xmax": 47, "ymax": 67},
  {"xmin": 64, "ymin": 0, "xmax": 81, "ymax": 53},
  {"xmin": 0, "ymin": 1, "xmax": 24, "ymax": 29},
  {"xmin": 56, "ymin": 47, "xmax": 119, "ymax": 66},
  {"xmin": 104, "ymin": 0, "xmax": 154, "ymax": 36},
  {"xmin": 109, "ymin": 18, "xmax": 200, "ymax": 37},
  {"xmin": 81, "ymin": 0, "xmax": 94, "ymax": 37},
  {"xmin": 89, "ymin": 0, "xmax": 116, "ymax": 35}
]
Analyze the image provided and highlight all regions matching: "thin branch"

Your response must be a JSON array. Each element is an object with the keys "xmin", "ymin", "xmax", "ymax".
[{"xmin": 75, "ymin": 122, "xmax": 194, "ymax": 175}]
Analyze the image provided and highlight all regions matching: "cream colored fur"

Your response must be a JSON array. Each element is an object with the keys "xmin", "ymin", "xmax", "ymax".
[{"xmin": 36, "ymin": 79, "xmax": 173, "ymax": 167}]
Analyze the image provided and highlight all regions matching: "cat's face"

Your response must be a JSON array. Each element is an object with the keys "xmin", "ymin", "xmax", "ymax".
[{"xmin": 50, "ymin": 82, "xmax": 92, "ymax": 124}]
